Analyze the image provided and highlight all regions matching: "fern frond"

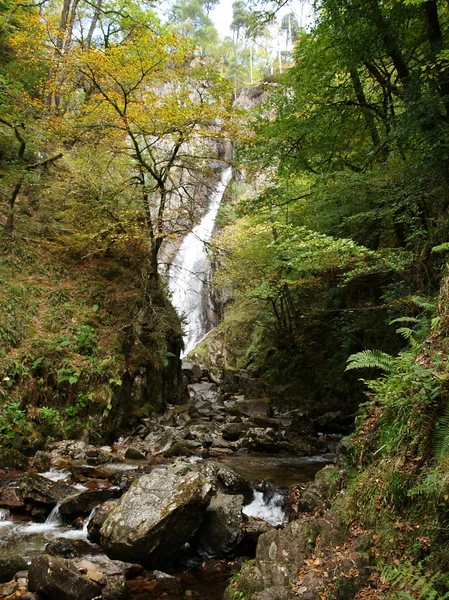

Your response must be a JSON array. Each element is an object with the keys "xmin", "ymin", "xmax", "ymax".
[
  {"xmin": 389, "ymin": 317, "xmax": 420, "ymax": 325},
  {"xmin": 434, "ymin": 403, "xmax": 449, "ymax": 461},
  {"xmin": 411, "ymin": 295, "xmax": 437, "ymax": 313},
  {"xmin": 346, "ymin": 349, "xmax": 396, "ymax": 372},
  {"xmin": 395, "ymin": 327, "xmax": 414, "ymax": 340}
]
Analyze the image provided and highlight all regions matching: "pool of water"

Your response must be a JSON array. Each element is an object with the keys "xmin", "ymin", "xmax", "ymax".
[{"xmin": 219, "ymin": 454, "xmax": 333, "ymax": 488}]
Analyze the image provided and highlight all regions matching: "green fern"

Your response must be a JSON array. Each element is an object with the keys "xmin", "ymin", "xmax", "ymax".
[
  {"xmin": 434, "ymin": 404, "xmax": 449, "ymax": 461},
  {"xmin": 346, "ymin": 349, "xmax": 397, "ymax": 372},
  {"xmin": 382, "ymin": 561, "xmax": 449, "ymax": 599}
]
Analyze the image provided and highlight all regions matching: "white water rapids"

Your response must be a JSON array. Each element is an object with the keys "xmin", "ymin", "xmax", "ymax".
[
  {"xmin": 243, "ymin": 491, "xmax": 286, "ymax": 526},
  {"xmin": 169, "ymin": 167, "xmax": 232, "ymax": 357}
]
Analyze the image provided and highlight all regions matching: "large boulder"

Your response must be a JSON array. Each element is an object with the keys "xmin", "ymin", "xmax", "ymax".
[
  {"xmin": 28, "ymin": 554, "xmax": 101, "ymax": 600},
  {"xmin": 193, "ymin": 492, "xmax": 244, "ymax": 558},
  {"xmin": 100, "ymin": 467, "xmax": 214, "ymax": 567}
]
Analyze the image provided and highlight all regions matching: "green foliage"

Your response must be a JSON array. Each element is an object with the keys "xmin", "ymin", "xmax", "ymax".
[
  {"xmin": 381, "ymin": 561, "xmax": 449, "ymax": 599},
  {"xmin": 0, "ymin": 401, "xmax": 28, "ymax": 444},
  {"xmin": 346, "ymin": 349, "xmax": 397, "ymax": 373}
]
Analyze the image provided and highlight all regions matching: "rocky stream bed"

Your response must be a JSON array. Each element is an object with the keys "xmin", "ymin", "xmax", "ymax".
[{"xmin": 0, "ymin": 363, "xmax": 351, "ymax": 600}]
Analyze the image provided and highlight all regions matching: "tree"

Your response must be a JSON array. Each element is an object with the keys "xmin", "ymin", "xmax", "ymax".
[{"xmin": 77, "ymin": 28, "xmax": 234, "ymax": 277}]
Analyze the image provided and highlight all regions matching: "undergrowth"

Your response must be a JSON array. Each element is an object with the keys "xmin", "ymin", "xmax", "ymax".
[
  {"xmin": 0, "ymin": 237, "xmax": 179, "ymax": 449},
  {"xmin": 340, "ymin": 290, "xmax": 449, "ymax": 596}
]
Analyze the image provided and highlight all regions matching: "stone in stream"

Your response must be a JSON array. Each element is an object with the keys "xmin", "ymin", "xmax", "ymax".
[
  {"xmin": 99, "ymin": 467, "xmax": 214, "ymax": 567},
  {"xmin": 193, "ymin": 492, "xmax": 244, "ymax": 558},
  {"xmin": 32, "ymin": 450, "xmax": 51, "ymax": 472},
  {"xmin": 0, "ymin": 551, "xmax": 27, "ymax": 583},
  {"xmin": 19, "ymin": 472, "xmax": 74, "ymax": 508},
  {"xmin": 58, "ymin": 487, "xmax": 120, "ymax": 519},
  {"xmin": 28, "ymin": 554, "xmax": 101, "ymax": 600},
  {"xmin": 45, "ymin": 538, "xmax": 93, "ymax": 559}
]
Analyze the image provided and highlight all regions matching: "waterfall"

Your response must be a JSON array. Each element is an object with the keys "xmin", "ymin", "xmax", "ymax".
[
  {"xmin": 242, "ymin": 490, "xmax": 286, "ymax": 526},
  {"xmin": 82, "ymin": 506, "xmax": 98, "ymax": 535},
  {"xmin": 45, "ymin": 503, "xmax": 63, "ymax": 527},
  {"xmin": 169, "ymin": 167, "xmax": 232, "ymax": 356}
]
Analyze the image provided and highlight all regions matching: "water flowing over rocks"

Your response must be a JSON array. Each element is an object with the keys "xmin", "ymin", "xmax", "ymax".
[
  {"xmin": 0, "ymin": 358, "xmax": 351, "ymax": 600},
  {"xmin": 100, "ymin": 466, "xmax": 214, "ymax": 567}
]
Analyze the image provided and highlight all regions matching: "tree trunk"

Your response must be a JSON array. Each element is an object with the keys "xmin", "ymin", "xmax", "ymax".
[{"xmin": 4, "ymin": 177, "xmax": 24, "ymax": 237}]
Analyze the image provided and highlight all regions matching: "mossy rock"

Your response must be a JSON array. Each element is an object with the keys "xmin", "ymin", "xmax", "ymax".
[
  {"xmin": 0, "ymin": 551, "xmax": 27, "ymax": 582},
  {"xmin": 0, "ymin": 448, "xmax": 28, "ymax": 470}
]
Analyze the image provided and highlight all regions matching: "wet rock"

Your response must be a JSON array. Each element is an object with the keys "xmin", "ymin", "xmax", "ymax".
[
  {"xmin": 153, "ymin": 570, "xmax": 182, "ymax": 595},
  {"xmin": 28, "ymin": 554, "xmax": 101, "ymax": 600},
  {"xmin": 0, "ymin": 486, "xmax": 24, "ymax": 508},
  {"xmin": 101, "ymin": 574, "xmax": 127, "ymax": 600},
  {"xmin": 75, "ymin": 556, "xmax": 143, "ymax": 578},
  {"xmin": 59, "ymin": 487, "xmax": 120, "ymax": 519},
  {"xmin": 190, "ymin": 382, "xmax": 218, "ymax": 395},
  {"xmin": 194, "ymin": 492, "xmax": 244, "ymax": 558},
  {"xmin": 32, "ymin": 451, "xmax": 51, "ymax": 472},
  {"xmin": 124, "ymin": 448, "xmax": 146, "ymax": 461},
  {"xmin": 0, "ymin": 448, "xmax": 28, "ymax": 471},
  {"xmin": 87, "ymin": 499, "xmax": 119, "ymax": 544},
  {"xmin": 243, "ymin": 516, "xmax": 274, "ymax": 544},
  {"xmin": 313, "ymin": 411, "xmax": 354, "ymax": 435},
  {"xmin": 0, "ymin": 551, "xmax": 27, "ymax": 583},
  {"xmin": 108, "ymin": 471, "xmax": 139, "ymax": 493},
  {"xmin": 100, "ymin": 467, "xmax": 214, "ymax": 567},
  {"xmin": 45, "ymin": 538, "xmax": 93, "ymax": 559},
  {"xmin": 251, "ymin": 415, "xmax": 279, "ymax": 430},
  {"xmin": 19, "ymin": 472, "xmax": 74, "ymax": 508}
]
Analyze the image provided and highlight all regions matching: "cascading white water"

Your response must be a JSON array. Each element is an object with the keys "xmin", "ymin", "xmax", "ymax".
[
  {"xmin": 169, "ymin": 167, "xmax": 232, "ymax": 356},
  {"xmin": 243, "ymin": 491, "xmax": 286, "ymax": 526}
]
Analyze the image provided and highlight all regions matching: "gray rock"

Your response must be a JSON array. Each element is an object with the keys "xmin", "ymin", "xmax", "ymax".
[
  {"xmin": 190, "ymin": 382, "xmax": 217, "ymax": 394},
  {"xmin": 235, "ymin": 398, "xmax": 272, "ymax": 417},
  {"xmin": 100, "ymin": 467, "xmax": 214, "ymax": 567},
  {"xmin": 32, "ymin": 451, "xmax": 51, "ymax": 472},
  {"xmin": 124, "ymin": 447, "xmax": 146, "ymax": 460},
  {"xmin": 28, "ymin": 554, "xmax": 101, "ymax": 600},
  {"xmin": 143, "ymin": 427, "xmax": 177, "ymax": 454},
  {"xmin": 182, "ymin": 361, "xmax": 202, "ymax": 382},
  {"xmin": 194, "ymin": 492, "xmax": 244, "ymax": 558}
]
